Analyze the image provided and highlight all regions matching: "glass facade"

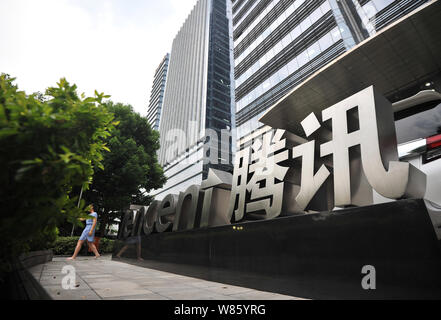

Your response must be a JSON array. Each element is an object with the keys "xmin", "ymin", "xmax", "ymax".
[
  {"xmin": 152, "ymin": 0, "xmax": 233, "ymax": 199},
  {"xmin": 236, "ymin": 25, "xmax": 342, "ymax": 112},
  {"xmin": 205, "ymin": 0, "xmax": 234, "ymax": 178},
  {"xmin": 352, "ymin": 0, "xmax": 429, "ymax": 35},
  {"xmin": 147, "ymin": 54, "xmax": 169, "ymax": 131},
  {"xmin": 232, "ymin": 0, "xmax": 430, "ymax": 149},
  {"xmin": 233, "ymin": 0, "xmax": 354, "ymax": 146}
]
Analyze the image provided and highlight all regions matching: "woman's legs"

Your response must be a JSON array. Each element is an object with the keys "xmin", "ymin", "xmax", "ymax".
[
  {"xmin": 116, "ymin": 245, "xmax": 129, "ymax": 258},
  {"xmin": 87, "ymin": 241, "xmax": 101, "ymax": 258},
  {"xmin": 67, "ymin": 240, "xmax": 85, "ymax": 260},
  {"xmin": 136, "ymin": 242, "xmax": 144, "ymax": 261}
]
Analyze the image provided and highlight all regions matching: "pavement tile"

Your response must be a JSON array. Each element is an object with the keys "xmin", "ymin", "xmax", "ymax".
[
  {"xmin": 230, "ymin": 291, "xmax": 301, "ymax": 300},
  {"xmin": 188, "ymin": 280, "xmax": 233, "ymax": 289},
  {"xmin": 139, "ymin": 284, "xmax": 193, "ymax": 294},
  {"xmin": 87, "ymin": 280, "xmax": 139, "ymax": 290},
  {"xmin": 29, "ymin": 255, "xmax": 306, "ymax": 300},
  {"xmin": 158, "ymin": 288, "xmax": 221, "ymax": 300},
  {"xmin": 39, "ymin": 272, "xmax": 64, "ymax": 279},
  {"xmin": 42, "ymin": 266, "xmax": 65, "ymax": 272},
  {"xmin": 205, "ymin": 294, "xmax": 240, "ymax": 300},
  {"xmin": 114, "ymin": 273, "xmax": 151, "ymax": 279},
  {"xmin": 88, "ymin": 280, "xmax": 154, "ymax": 298},
  {"xmin": 204, "ymin": 285, "xmax": 254, "ymax": 296},
  {"xmin": 80, "ymin": 276, "xmax": 119, "ymax": 284},
  {"xmin": 81, "ymin": 274, "xmax": 116, "ymax": 279},
  {"xmin": 94, "ymin": 287, "xmax": 154, "ymax": 298},
  {"xmin": 28, "ymin": 264, "xmax": 44, "ymax": 275},
  {"xmin": 104, "ymin": 293, "xmax": 170, "ymax": 300},
  {"xmin": 44, "ymin": 286, "xmax": 101, "ymax": 300},
  {"xmin": 39, "ymin": 275, "xmax": 88, "ymax": 288}
]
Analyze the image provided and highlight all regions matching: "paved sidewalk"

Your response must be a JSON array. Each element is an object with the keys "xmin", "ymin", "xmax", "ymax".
[{"xmin": 28, "ymin": 255, "xmax": 305, "ymax": 300}]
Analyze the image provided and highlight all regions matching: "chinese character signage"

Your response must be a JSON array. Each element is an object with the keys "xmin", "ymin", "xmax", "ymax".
[{"xmin": 119, "ymin": 86, "xmax": 427, "ymax": 238}]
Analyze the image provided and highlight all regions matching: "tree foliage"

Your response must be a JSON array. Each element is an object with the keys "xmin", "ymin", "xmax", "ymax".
[
  {"xmin": 0, "ymin": 74, "xmax": 116, "ymax": 275},
  {"xmin": 85, "ymin": 102, "xmax": 166, "ymax": 235}
]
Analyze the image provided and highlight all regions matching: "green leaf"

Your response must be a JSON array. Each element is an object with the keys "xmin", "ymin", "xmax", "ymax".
[
  {"xmin": 83, "ymin": 97, "xmax": 96, "ymax": 103},
  {"xmin": 0, "ymin": 128, "xmax": 19, "ymax": 138}
]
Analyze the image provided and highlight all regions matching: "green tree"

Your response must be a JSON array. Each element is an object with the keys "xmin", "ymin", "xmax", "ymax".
[
  {"xmin": 85, "ymin": 102, "xmax": 166, "ymax": 235},
  {"xmin": 0, "ymin": 74, "xmax": 116, "ymax": 276}
]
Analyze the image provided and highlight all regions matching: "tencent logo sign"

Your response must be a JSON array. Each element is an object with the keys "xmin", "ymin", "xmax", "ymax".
[{"xmin": 119, "ymin": 86, "xmax": 426, "ymax": 238}]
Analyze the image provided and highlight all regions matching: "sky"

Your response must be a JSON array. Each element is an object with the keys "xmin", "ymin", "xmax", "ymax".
[{"xmin": 0, "ymin": 0, "xmax": 198, "ymax": 116}]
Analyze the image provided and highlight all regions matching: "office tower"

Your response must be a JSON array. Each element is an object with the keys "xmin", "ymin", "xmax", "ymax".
[
  {"xmin": 147, "ymin": 53, "xmax": 169, "ymax": 131},
  {"xmin": 152, "ymin": 0, "xmax": 234, "ymax": 200},
  {"xmin": 232, "ymin": 0, "xmax": 429, "ymax": 150},
  {"xmin": 351, "ymin": 0, "xmax": 429, "ymax": 36}
]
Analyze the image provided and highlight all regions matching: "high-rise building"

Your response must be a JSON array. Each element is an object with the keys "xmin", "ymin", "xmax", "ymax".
[
  {"xmin": 152, "ymin": 0, "xmax": 234, "ymax": 199},
  {"xmin": 351, "ymin": 0, "xmax": 428, "ymax": 35},
  {"xmin": 232, "ymin": 0, "xmax": 429, "ymax": 150},
  {"xmin": 147, "ymin": 53, "xmax": 169, "ymax": 131}
]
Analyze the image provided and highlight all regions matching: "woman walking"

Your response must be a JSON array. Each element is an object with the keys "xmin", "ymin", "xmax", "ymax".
[{"xmin": 67, "ymin": 204, "xmax": 101, "ymax": 260}]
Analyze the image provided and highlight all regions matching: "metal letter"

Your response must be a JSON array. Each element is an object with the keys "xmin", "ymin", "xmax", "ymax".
[
  {"xmin": 320, "ymin": 86, "xmax": 425, "ymax": 206},
  {"xmin": 227, "ymin": 147, "xmax": 251, "ymax": 222},
  {"xmin": 292, "ymin": 140, "xmax": 330, "ymax": 210},
  {"xmin": 142, "ymin": 200, "xmax": 160, "ymax": 236},
  {"xmin": 201, "ymin": 168, "xmax": 232, "ymax": 227},
  {"xmin": 174, "ymin": 185, "xmax": 204, "ymax": 231},
  {"xmin": 121, "ymin": 210, "xmax": 134, "ymax": 239},
  {"xmin": 246, "ymin": 129, "xmax": 289, "ymax": 220},
  {"xmin": 156, "ymin": 194, "xmax": 179, "ymax": 233},
  {"xmin": 131, "ymin": 208, "xmax": 144, "ymax": 237}
]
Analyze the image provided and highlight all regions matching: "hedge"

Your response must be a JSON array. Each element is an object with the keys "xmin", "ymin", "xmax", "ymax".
[{"xmin": 52, "ymin": 237, "xmax": 115, "ymax": 255}]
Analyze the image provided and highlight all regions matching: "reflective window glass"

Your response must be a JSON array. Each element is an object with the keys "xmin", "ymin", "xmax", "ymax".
[
  {"xmin": 362, "ymin": 2, "xmax": 378, "ymax": 19},
  {"xmin": 295, "ymin": 0, "xmax": 306, "ymax": 9},
  {"xmin": 263, "ymin": 27, "xmax": 271, "ymax": 38},
  {"xmin": 285, "ymin": 3, "xmax": 295, "ymax": 16},
  {"xmin": 297, "ymin": 50, "xmax": 309, "ymax": 67},
  {"xmin": 274, "ymin": 42, "xmax": 283, "ymax": 55},
  {"xmin": 251, "ymin": 63, "xmax": 259, "ymax": 73},
  {"xmin": 307, "ymin": 42, "xmax": 321, "ymax": 60},
  {"xmin": 290, "ymin": 26, "xmax": 301, "ymax": 41},
  {"xmin": 278, "ymin": 65, "xmax": 289, "ymax": 81},
  {"xmin": 281, "ymin": 33, "xmax": 292, "ymax": 48},
  {"xmin": 320, "ymin": 1, "xmax": 331, "ymax": 14},
  {"xmin": 331, "ymin": 27, "xmax": 342, "ymax": 41},
  {"xmin": 262, "ymin": 79, "xmax": 271, "ymax": 90},
  {"xmin": 309, "ymin": 7, "xmax": 322, "ymax": 24},
  {"xmin": 339, "ymin": 25, "xmax": 351, "ymax": 39},
  {"xmin": 287, "ymin": 58, "xmax": 298, "ymax": 74},
  {"xmin": 271, "ymin": 72, "xmax": 281, "ymax": 85},
  {"xmin": 395, "ymin": 102, "xmax": 441, "ymax": 144},
  {"xmin": 372, "ymin": 0, "xmax": 394, "ymax": 11},
  {"xmin": 300, "ymin": 16, "xmax": 312, "ymax": 32},
  {"xmin": 318, "ymin": 32, "xmax": 334, "ymax": 51}
]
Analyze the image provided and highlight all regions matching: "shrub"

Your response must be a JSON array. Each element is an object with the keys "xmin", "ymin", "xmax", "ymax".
[
  {"xmin": 52, "ymin": 237, "xmax": 79, "ymax": 255},
  {"xmin": 0, "ymin": 74, "xmax": 116, "ymax": 276},
  {"xmin": 28, "ymin": 227, "xmax": 59, "ymax": 252},
  {"xmin": 99, "ymin": 238, "xmax": 115, "ymax": 253},
  {"xmin": 51, "ymin": 236, "xmax": 115, "ymax": 255}
]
